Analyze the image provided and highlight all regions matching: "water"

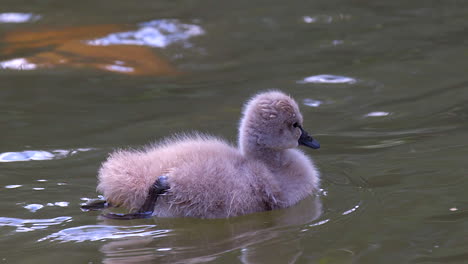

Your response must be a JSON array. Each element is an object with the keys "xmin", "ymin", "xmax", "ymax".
[{"xmin": 1, "ymin": 0, "xmax": 468, "ymax": 263}]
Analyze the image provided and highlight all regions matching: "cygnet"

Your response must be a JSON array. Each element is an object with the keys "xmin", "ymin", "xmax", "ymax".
[{"xmin": 90, "ymin": 90, "xmax": 321, "ymax": 219}]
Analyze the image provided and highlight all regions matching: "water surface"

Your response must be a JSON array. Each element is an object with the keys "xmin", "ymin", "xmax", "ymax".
[{"xmin": 1, "ymin": 0, "xmax": 468, "ymax": 263}]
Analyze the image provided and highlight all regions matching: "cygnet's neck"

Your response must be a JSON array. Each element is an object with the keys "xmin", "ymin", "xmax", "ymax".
[{"xmin": 239, "ymin": 133, "xmax": 289, "ymax": 169}]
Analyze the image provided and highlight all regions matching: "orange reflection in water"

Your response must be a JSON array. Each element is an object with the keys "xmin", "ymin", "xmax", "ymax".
[{"xmin": 1, "ymin": 25, "xmax": 178, "ymax": 76}]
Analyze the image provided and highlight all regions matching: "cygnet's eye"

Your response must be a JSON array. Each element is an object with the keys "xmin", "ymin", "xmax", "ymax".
[{"xmin": 292, "ymin": 122, "xmax": 299, "ymax": 128}]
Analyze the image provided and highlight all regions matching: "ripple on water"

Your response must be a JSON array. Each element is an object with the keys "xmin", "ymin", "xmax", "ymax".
[
  {"xmin": 0, "ymin": 148, "xmax": 93, "ymax": 162},
  {"xmin": 303, "ymin": 98, "xmax": 323, "ymax": 107},
  {"xmin": 0, "ymin": 19, "xmax": 204, "ymax": 73},
  {"xmin": 0, "ymin": 13, "xmax": 40, "ymax": 23},
  {"xmin": 5, "ymin": 185, "xmax": 22, "ymax": 189},
  {"xmin": 302, "ymin": 14, "xmax": 352, "ymax": 24},
  {"xmin": 357, "ymin": 139, "xmax": 406, "ymax": 149},
  {"xmin": 342, "ymin": 204, "xmax": 360, "ymax": 215},
  {"xmin": 88, "ymin": 19, "xmax": 204, "ymax": 48},
  {"xmin": 298, "ymin": 74, "xmax": 357, "ymax": 84},
  {"xmin": 0, "ymin": 216, "xmax": 72, "ymax": 233},
  {"xmin": 364, "ymin": 111, "xmax": 391, "ymax": 117},
  {"xmin": 39, "ymin": 225, "xmax": 170, "ymax": 243},
  {"xmin": 308, "ymin": 218, "xmax": 330, "ymax": 228}
]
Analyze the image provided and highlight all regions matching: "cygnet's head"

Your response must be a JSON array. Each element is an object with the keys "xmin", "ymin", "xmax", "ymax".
[{"xmin": 239, "ymin": 90, "xmax": 320, "ymax": 153}]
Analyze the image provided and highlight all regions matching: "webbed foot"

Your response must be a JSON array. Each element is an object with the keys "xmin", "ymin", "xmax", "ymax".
[
  {"xmin": 102, "ymin": 212, "xmax": 153, "ymax": 220},
  {"xmin": 81, "ymin": 199, "xmax": 113, "ymax": 211},
  {"xmin": 102, "ymin": 175, "xmax": 170, "ymax": 220},
  {"xmin": 154, "ymin": 175, "xmax": 170, "ymax": 194}
]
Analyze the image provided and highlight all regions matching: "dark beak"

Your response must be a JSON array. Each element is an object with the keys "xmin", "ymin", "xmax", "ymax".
[{"xmin": 298, "ymin": 126, "xmax": 320, "ymax": 149}]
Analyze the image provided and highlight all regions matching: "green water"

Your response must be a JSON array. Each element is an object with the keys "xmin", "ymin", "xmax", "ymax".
[{"xmin": 1, "ymin": 0, "xmax": 468, "ymax": 263}]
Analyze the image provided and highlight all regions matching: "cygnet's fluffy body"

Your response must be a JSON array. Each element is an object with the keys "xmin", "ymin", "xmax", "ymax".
[{"xmin": 97, "ymin": 91, "xmax": 320, "ymax": 218}]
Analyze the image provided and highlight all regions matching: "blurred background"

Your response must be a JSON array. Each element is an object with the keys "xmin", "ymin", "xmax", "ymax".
[{"xmin": 1, "ymin": 0, "xmax": 467, "ymax": 263}]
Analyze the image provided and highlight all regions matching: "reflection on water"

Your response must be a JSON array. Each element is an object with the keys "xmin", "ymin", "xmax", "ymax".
[
  {"xmin": 17, "ymin": 196, "xmax": 323, "ymax": 263},
  {"xmin": 88, "ymin": 19, "xmax": 204, "ymax": 48},
  {"xmin": 2, "ymin": 24, "xmax": 125, "ymax": 54},
  {"xmin": 94, "ymin": 195, "xmax": 322, "ymax": 264},
  {"xmin": 0, "ymin": 42, "xmax": 178, "ymax": 75},
  {"xmin": 0, "ymin": 19, "xmax": 203, "ymax": 75}
]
